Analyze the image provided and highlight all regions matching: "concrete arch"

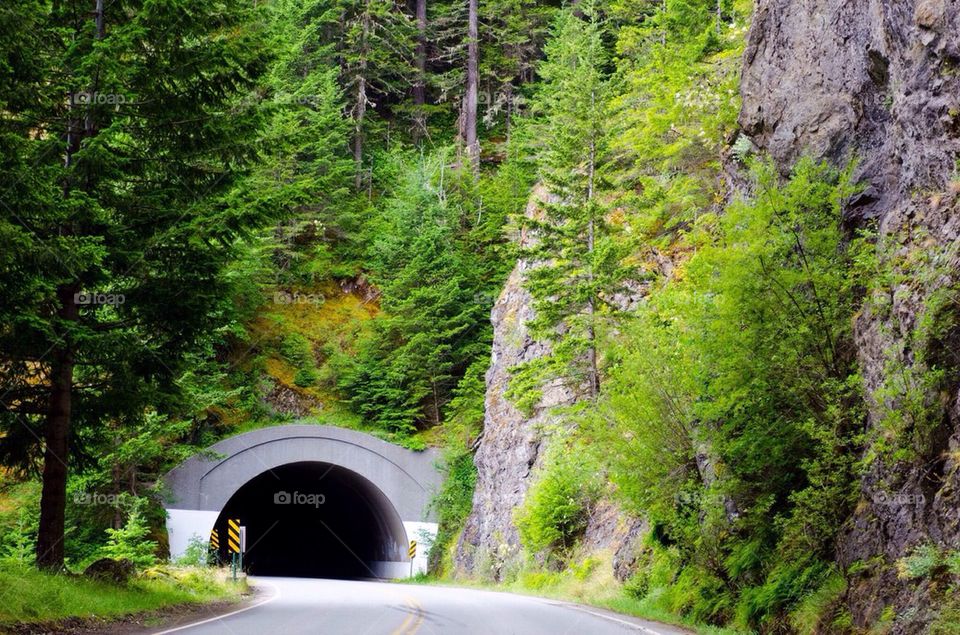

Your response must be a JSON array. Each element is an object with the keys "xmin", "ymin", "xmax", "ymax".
[{"xmin": 162, "ymin": 424, "xmax": 441, "ymax": 577}]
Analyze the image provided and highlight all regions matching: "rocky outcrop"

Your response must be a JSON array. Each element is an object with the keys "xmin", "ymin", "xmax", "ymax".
[
  {"xmin": 454, "ymin": 185, "xmax": 644, "ymax": 580},
  {"xmin": 740, "ymin": 1, "xmax": 960, "ymax": 631},
  {"xmin": 740, "ymin": 0, "xmax": 960, "ymax": 223},
  {"xmin": 453, "ymin": 186, "xmax": 576, "ymax": 578}
]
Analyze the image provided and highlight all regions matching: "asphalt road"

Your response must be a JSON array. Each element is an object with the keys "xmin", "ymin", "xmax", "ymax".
[{"xmin": 147, "ymin": 577, "xmax": 692, "ymax": 635}]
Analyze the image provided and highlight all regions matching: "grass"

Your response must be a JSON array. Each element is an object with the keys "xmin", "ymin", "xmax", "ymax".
[
  {"xmin": 402, "ymin": 550, "xmax": 747, "ymax": 635},
  {"xmin": 0, "ymin": 564, "xmax": 245, "ymax": 627}
]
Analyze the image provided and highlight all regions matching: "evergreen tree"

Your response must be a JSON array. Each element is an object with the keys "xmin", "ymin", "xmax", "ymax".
[
  {"xmin": 510, "ymin": 1, "xmax": 623, "ymax": 407},
  {"xmin": 0, "ymin": 0, "xmax": 270, "ymax": 569},
  {"xmin": 328, "ymin": 0, "xmax": 416, "ymax": 189},
  {"xmin": 477, "ymin": 0, "xmax": 553, "ymax": 138},
  {"xmin": 237, "ymin": 0, "xmax": 359, "ymax": 281},
  {"xmin": 338, "ymin": 153, "xmax": 490, "ymax": 432},
  {"xmin": 461, "ymin": 0, "xmax": 481, "ymax": 175}
]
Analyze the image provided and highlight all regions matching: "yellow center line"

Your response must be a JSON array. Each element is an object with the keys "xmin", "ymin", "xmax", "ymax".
[
  {"xmin": 390, "ymin": 600, "xmax": 415, "ymax": 635},
  {"xmin": 391, "ymin": 596, "xmax": 425, "ymax": 635}
]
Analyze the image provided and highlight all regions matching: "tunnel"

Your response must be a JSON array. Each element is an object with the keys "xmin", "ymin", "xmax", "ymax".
[{"xmin": 211, "ymin": 461, "xmax": 408, "ymax": 578}]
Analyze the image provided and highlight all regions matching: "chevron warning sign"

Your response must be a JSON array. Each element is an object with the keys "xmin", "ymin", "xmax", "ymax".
[
  {"xmin": 210, "ymin": 528, "xmax": 220, "ymax": 550},
  {"xmin": 408, "ymin": 540, "xmax": 417, "ymax": 559},
  {"xmin": 227, "ymin": 518, "xmax": 241, "ymax": 554}
]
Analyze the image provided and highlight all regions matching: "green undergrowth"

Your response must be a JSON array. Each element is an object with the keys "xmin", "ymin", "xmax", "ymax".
[
  {"xmin": 406, "ymin": 552, "xmax": 745, "ymax": 635},
  {"xmin": 0, "ymin": 564, "xmax": 244, "ymax": 627}
]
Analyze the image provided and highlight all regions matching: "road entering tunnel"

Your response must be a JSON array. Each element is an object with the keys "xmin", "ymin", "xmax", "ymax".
[{"xmin": 212, "ymin": 461, "xmax": 407, "ymax": 578}]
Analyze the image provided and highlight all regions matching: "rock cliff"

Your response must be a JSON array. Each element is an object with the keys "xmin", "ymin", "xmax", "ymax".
[
  {"xmin": 454, "ymin": 186, "xmax": 643, "ymax": 580},
  {"xmin": 741, "ymin": 0, "xmax": 960, "ymax": 630}
]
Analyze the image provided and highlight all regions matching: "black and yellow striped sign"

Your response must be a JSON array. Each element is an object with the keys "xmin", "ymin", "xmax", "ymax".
[
  {"xmin": 210, "ymin": 528, "xmax": 220, "ymax": 550},
  {"xmin": 227, "ymin": 518, "xmax": 241, "ymax": 553},
  {"xmin": 408, "ymin": 540, "xmax": 417, "ymax": 559}
]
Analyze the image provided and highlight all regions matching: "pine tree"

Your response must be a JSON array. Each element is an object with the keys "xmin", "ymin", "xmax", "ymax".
[
  {"xmin": 328, "ymin": 0, "xmax": 416, "ymax": 189},
  {"xmin": 477, "ymin": 0, "xmax": 553, "ymax": 139},
  {"xmin": 0, "ymin": 0, "xmax": 270, "ymax": 570},
  {"xmin": 510, "ymin": 1, "xmax": 622, "ymax": 406},
  {"xmin": 338, "ymin": 153, "xmax": 489, "ymax": 432},
  {"xmin": 461, "ymin": 0, "xmax": 481, "ymax": 175},
  {"xmin": 236, "ymin": 0, "xmax": 358, "ymax": 280}
]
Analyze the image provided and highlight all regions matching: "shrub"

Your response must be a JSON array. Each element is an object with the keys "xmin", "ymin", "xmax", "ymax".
[
  {"xmin": 897, "ymin": 543, "xmax": 941, "ymax": 579},
  {"xmin": 174, "ymin": 534, "xmax": 212, "ymax": 567},
  {"xmin": 427, "ymin": 451, "xmax": 477, "ymax": 575},
  {"xmin": 945, "ymin": 550, "xmax": 960, "ymax": 576},
  {"xmin": 98, "ymin": 499, "xmax": 158, "ymax": 569},
  {"xmin": 514, "ymin": 440, "xmax": 600, "ymax": 557},
  {"xmin": 293, "ymin": 367, "xmax": 319, "ymax": 387},
  {"xmin": 788, "ymin": 570, "xmax": 848, "ymax": 635},
  {"xmin": 280, "ymin": 333, "xmax": 313, "ymax": 365}
]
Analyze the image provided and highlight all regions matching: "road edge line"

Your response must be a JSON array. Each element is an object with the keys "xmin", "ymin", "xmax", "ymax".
[
  {"xmin": 151, "ymin": 579, "xmax": 280, "ymax": 634},
  {"xmin": 551, "ymin": 602, "xmax": 669, "ymax": 635}
]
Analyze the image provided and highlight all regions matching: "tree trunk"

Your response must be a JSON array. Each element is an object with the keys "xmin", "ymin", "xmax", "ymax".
[
  {"xmin": 37, "ymin": 0, "xmax": 104, "ymax": 569},
  {"xmin": 353, "ymin": 88, "xmax": 365, "ymax": 191},
  {"xmin": 412, "ymin": 0, "xmax": 427, "ymax": 140},
  {"xmin": 584, "ymin": 87, "xmax": 599, "ymax": 398},
  {"xmin": 504, "ymin": 82, "xmax": 513, "ymax": 146},
  {"xmin": 463, "ymin": 0, "xmax": 479, "ymax": 176},
  {"xmin": 36, "ymin": 284, "xmax": 78, "ymax": 570},
  {"xmin": 354, "ymin": 2, "xmax": 371, "ymax": 191}
]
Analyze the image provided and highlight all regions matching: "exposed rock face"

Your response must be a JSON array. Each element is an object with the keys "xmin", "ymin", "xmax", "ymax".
[
  {"xmin": 740, "ymin": 1, "xmax": 960, "ymax": 630},
  {"xmin": 740, "ymin": 0, "xmax": 960, "ymax": 222},
  {"xmin": 454, "ymin": 186, "xmax": 643, "ymax": 580},
  {"xmin": 454, "ymin": 186, "xmax": 576, "ymax": 578}
]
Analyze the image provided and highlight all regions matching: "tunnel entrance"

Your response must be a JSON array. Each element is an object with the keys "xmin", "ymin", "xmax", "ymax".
[{"xmin": 212, "ymin": 461, "xmax": 407, "ymax": 578}]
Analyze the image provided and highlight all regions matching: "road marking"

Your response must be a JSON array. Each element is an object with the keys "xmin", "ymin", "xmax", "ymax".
[
  {"xmin": 407, "ymin": 596, "xmax": 424, "ymax": 634},
  {"xmin": 554, "ymin": 603, "xmax": 670, "ymax": 634},
  {"xmin": 151, "ymin": 579, "xmax": 280, "ymax": 634},
  {"xmin": 390, "ymin": 596, "xmax": 424, "ymax": 635}
]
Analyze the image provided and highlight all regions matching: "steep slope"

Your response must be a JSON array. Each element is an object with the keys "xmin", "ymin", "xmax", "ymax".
[
  {"xmin": 454, "ymin": 186, "xmax": 643, "ymax": 580},
  {"xmin": 741, "ymin": 1, "xmax": 960, "ymax": 630}
]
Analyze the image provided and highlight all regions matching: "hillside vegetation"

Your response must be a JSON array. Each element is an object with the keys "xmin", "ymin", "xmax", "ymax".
[{"xmin": 2, "ymin": 0, "xmax": 959, "ymax": 632}]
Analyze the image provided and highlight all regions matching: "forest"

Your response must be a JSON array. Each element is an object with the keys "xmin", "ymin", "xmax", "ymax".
[{"xmin": 2, "ymin": 0, "xmax": 960, "ymax": 633}]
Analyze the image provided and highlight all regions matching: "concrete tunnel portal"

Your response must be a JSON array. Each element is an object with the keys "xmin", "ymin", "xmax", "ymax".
[
  {"xmin": 214, "ymin": 462, "xmax": 407, "ymax": 578},
  {"xmin": 163, "ymin": 425, "xmax": 442, "ymax": 578}
]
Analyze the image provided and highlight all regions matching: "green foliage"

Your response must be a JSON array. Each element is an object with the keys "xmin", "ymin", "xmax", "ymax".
[
  {"xmin": 98, "ymin": 500, "xmax": 158, "ymax": 569},
  {"xmin": 174, "ymin": 535, "xmax": 212, "ymax": 568},
  {"xmin": 508, "ymin": 1, "xmax": 625, "ymax": 404},
  {"xmin": 427, "ymin": 452, "xmax": 478, "ymax": 575},
  {"xmin": 0, "ymin": 508, "xmax": 37, "ymax": 567},
  {"xmin": 0, "ymin": 563, "xmax": 239, "ymax": 626},
  {"xmin": 930, "ymin": 596, "xmax": 960, "ymax": 635},
  {"xmin": 592, "ymin": 157, "xmax": 867, "ymax": 628},
  {"xmin": 280, "ymin": 334, "xmax": 315, "ymax": 366},
  {"xmin": 897, "ymin": 543, "xmax": 942, "ymax": 580},
  {"xmin": 515, "ymin": 438, "xmax": 601, "ymax": 557},
  {"xmin": 863, "ymin": 230, "xmax": 960, "ymax": 462},
  {"xmin": 293, "ymin": 367, "xmax": 320, "ymax": 388},
  {"xmin": 946, "ymin": 549, "xmax": 960, "ymax": 576},
  {"xmin": 0, "ymin": 0, "xmax": 274, "ymax": 567},
  {"xmin": 336, "ymin": 150, "xmax": 517, "ymax": 434}
]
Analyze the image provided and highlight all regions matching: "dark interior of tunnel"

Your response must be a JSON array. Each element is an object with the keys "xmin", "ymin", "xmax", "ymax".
[{"xmin": 213, "ymin": 461, "xmax": 406, "ymax": 579}]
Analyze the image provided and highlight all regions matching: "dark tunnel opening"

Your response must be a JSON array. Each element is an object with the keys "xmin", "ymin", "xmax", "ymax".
[{"xmin": 212, "ymin": 461, "xmax": 407, "ymax": 579}]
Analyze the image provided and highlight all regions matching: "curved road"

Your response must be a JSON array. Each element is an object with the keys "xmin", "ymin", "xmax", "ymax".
[{"xmin": 147, "ymin": 577, "xmax": 692, "ymax": 635}]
